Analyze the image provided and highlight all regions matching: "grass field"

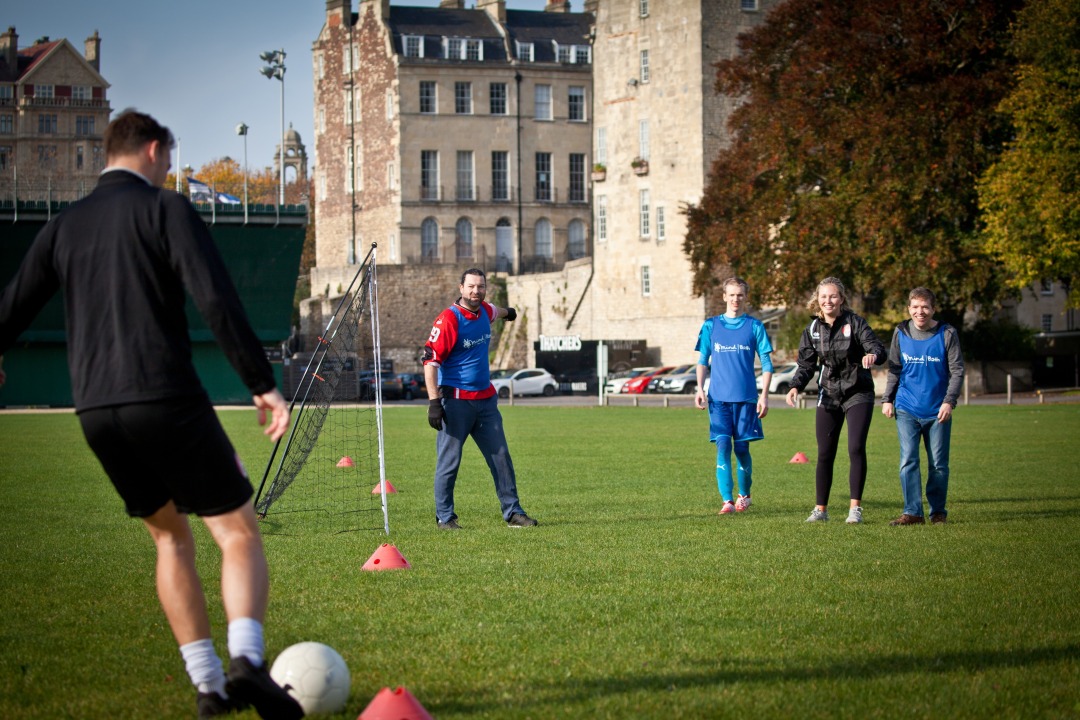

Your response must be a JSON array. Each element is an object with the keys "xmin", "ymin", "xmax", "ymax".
[{"xmin": 1, "ymin": 404, "xmax": 1078, "ymax": 719}]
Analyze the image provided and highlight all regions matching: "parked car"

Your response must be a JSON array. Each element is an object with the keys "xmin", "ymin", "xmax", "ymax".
[
  {"xmin": 396, "ymin": 372, "xmax": 426, "ymax": 400},
  {"xmin": 657, "ymin": 368, "xmax": 700, "ymax": 394},
  {"xmin": 756, "ymin": 363, "xmax": 819, "ymax": 395},
  {"xmin": 603, "ymin": 367, "xmax": 655, "ymax": 395},
  {"xmin": 490, "ymin": 368, "xmax": 558, "ymax": 398},
  {"xmin": 358, "ymin": 371, "xmax": 404, "ymax": 400},
  {"xmin": 622, "ymin": 366, "xmax": 676, "ymax": 394},
  {"xmin": 645, "ymin": 364, "xmax": 694, "ymax": 393}
]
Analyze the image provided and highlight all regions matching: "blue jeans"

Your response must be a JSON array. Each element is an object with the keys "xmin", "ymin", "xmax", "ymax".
[
  {"xmin": 895, "ymin": 409, "xmax": 952, "ymax": 517},
  {"xmin": 434, "ymin": 395, "xmax": 525, "ymax": 523}
]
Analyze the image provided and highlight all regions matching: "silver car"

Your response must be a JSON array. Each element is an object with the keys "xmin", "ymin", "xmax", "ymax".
[
  {"xmin": 655, "ymin": 366, "xmax": 699, "ymax": 394},
  {"xmin": 490, "ymin": 368, "xmax": 558, "ymax": 398},
  {"xmin": 756, "ymin": 363, "xmax": 819, "ymax": 394}
]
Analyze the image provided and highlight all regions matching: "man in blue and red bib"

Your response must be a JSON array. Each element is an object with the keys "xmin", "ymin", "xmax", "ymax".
[
  {"xmin": 882, "ymin": 287, "xmax": 964, "ymax": 525},
  {"xmin": 423, "ymin": 268, "xmax": 537, "ymax": 530},
  {"xmin": 694, "ymin": 277, "xmax": 774, "ymax": 515}
]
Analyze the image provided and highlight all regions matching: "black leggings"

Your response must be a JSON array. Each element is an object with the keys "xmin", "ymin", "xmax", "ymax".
[{"xmin": 814, "ymin": 401, "xmax": 874, "ymax": 506}]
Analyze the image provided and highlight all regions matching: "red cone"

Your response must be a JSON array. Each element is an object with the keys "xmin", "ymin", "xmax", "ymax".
[
  {"xmin": 358, "ymin": 686, "xmax": 433, "ymax": 720},
  {"xmin": 361, "ymin": 544, "xmax": 411, "ymax": 571},
  {"xmin": 371, "ymin": 479, "xmax": 397, "ymax": 495},
  {"xmin": 336, "ymin": 456, "xmax": 354, "ymax": 468},
  {"xmin": 790, "ymin": 452, "xmax": 809, "ymax": 464}
]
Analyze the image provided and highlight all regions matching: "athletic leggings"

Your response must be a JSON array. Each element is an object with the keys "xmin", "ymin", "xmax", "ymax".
[
  {"xmin": 716, "ymin": 437, "xmax": 752, "ymax": 502},
  {"xmin": 814, "ymin": 400, "xmax": 874, "ymax": 506}
]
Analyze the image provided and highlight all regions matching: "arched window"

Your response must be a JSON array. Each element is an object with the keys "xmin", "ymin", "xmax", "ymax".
[
  {"xmin": 455, "ymin": 218, "xmax": 473, "ymax": 259},
  {"xmin": 421, "ymin": 217, "xmax": 439, "ymax": 259},
  {"xmin": 535, "ymin": 218, "xmax": 552, "ymax": 258},
  {"xmin": 568, "ymin": 219, "xmax": 586, "ymax": 259}
]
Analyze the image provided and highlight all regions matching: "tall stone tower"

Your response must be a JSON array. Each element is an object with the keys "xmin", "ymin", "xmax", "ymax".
[{"xmin": 275, "ymin": 123, "xmax": 308, "ymax": 184}]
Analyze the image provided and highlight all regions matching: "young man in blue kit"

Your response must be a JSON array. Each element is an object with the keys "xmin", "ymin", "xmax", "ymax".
[
  {"xmin": 882, "ymin": 287, "xmax": 964, "ymax": 525},
  {"xmin": 694, "ymin": 277, "xmax": 774, "ymax": 514}
]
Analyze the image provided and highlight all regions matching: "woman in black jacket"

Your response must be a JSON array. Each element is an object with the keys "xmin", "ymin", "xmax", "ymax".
[{"xmin": 785, "ymin": 277, "xmax": 886, "ymax": 524}]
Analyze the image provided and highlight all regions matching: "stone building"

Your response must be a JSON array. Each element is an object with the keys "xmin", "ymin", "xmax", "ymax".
[
  {"xmin": 502, "ymin": 0, "xmax": 780, "ymax": 371},
  {"xmin": 311, "ymin": 0, "xmax": 594, "ymax": 296},
  {"xmin": 0, "ymin": 27, "xmax": 111, "ymax": 204}
]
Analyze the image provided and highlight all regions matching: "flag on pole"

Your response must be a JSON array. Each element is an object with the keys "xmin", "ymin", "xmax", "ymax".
[
  {"xmin": 216, "ymin": 192, "xmax": 241, "ymax": 204},
  {"xmin": 187, "ymin": 177, "xmax": 214, "ymax": 203}
]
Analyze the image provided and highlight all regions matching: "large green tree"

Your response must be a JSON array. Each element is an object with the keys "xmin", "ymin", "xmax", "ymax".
[
  {"xmin": 684, "ymin": 0, "xmax": 1022, "ymax": 316},
  {"xmin": 979, "ymin": 0, "xmax": 1080, "ymax": 307}
]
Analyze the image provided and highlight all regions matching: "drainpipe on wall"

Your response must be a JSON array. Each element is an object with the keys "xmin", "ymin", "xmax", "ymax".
[
  {"xmin": 515, "ymin": 71, "xmax": 523, "ymax": 276},
  {"xmin": 565, "ymin": 22, "xmax": 597, "ymax": 331}
]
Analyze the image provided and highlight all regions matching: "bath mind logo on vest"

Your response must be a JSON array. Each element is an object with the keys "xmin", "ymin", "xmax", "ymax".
[
  {"xmin": 714, "ymin": 342, "xmax": 752, "ymax": 353},
  {"xmin": 901, "ymin": 352, "xmax": 942, "ymax": 365},
  {"xmin": 462, "ymin": 333, "xmax": 491, "ymax": 350},
  {"xmin": 842, "ymin": 324, "xmax": 851, "ymax": 337}
]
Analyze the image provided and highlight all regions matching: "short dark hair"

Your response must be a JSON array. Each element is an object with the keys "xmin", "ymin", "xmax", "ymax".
[
  {"xmin": 460, "ymin": 268, "xmax": 486, "ymax": 284},
  {"xmin": 104, "ymin": 109, "xmax": 174, "ymax": 160},
  {"xmin": 908, "ymin": 287, "xmax": 936, "ymax": 307}
]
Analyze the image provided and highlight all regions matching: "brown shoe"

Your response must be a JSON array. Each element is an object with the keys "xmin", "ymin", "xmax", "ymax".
[
  {"xmin": 889, "ymin": 513, "xmax": 926, "ymax": 526},
  {"xmin": 930, "ymin": 513, "xmax": 947, "ymax": 525}
]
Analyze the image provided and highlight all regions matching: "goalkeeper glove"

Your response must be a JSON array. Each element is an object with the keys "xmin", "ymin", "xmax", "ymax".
[
  {"xmin": 505, "ymin": 307, "xmax": 517, "ymax": 321},
  {"xmin": 427, "ymin": 399, "xmax": 445, "ymax": 431}
]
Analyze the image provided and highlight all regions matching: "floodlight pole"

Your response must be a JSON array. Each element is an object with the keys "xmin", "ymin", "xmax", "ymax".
[
  {"xmin": 259, "ymin": 49, "xmax": 287, "ymax": 206},
  {"xmin": 236, "ymin": 122, "xmax": 249, "ymax": 223}
]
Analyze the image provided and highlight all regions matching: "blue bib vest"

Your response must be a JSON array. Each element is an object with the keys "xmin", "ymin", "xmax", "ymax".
[
  {"xmin": 438, "ymin": 304, "xmax": 492, "ymax": 391},
  {"xmin": 709, "ymin": 316, "xmax": 757, "ymax": 403},
  {"xmin": 894, "ymin": 323, "xmax": 950, "ymax": 418}
]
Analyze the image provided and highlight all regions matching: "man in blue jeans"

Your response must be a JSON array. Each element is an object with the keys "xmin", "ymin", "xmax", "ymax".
[
  {"xmin": 882, "ymin": 288, "xmax": 964, "ymax": 525},
  {"xmin": 422, "ymin": 268, "xmax": 537, "ymax": 530}
]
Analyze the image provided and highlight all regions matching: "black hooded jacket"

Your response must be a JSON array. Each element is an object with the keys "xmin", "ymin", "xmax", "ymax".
[{"xmin": 790, "ymin": 309, "xmax": 886, "ymax": 410}]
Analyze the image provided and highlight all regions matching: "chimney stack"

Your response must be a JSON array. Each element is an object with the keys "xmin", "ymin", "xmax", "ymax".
[
  {"xmin": 545, "ymin": 0, "xmax": 570, "ymax": 12},
  {"xmin": 439, "ymin": 0, "xmax": 465, "ymax": 8},
  {"xmin": 0, "ymin": 27, "xmax": 18, "ymax": 73},
  {"xmin": 478, "ymin": 0, "xmax": 506, "ymax": 23},
  {"xmin": 84, "ymin": 30, "xmax": 101, "ymax": 72}
]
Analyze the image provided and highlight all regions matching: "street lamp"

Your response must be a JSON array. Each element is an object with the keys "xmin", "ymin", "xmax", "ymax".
[
  {"xmin": 259, "ymin": 49, "xmax": 286, "ymax": 206},
  {"xmin": 236, "ymin": 122, "xmax": 249, "ymax": 223}
]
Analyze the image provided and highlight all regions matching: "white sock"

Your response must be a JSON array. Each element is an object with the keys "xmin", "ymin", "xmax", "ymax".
[
  {"xmin": 179, "ymin": 638, "xmax": 228, "ymax": 697},
  {"xmin": 228, "ymin": 617, "xmax": 265, "ymax": 667}
]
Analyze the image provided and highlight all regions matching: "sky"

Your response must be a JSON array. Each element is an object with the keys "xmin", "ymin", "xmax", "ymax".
[{"xmin": 8, "ymin": 0, "xmax": 564, "ymax": 176}]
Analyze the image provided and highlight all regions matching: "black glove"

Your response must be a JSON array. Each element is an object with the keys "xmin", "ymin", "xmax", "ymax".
[
  {"xmin": 505, "ymin": 307, "xmax": 517, "ymax": 322},
  {"xmin": 427, "ymin": 399, "xmax": 445, "ymax": 431}
]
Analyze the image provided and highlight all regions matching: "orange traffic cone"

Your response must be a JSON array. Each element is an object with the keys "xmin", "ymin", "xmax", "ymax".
[
  {"xmin": 790, "ymin": 452, "xmax": 809, "ymax": 464},
  {"xmin": 336, "ymin": 456, "xmax": 354, "ymax": 468},
  {"xmin": 358, "ymin": 686, "xmax": 433, "ymax": 720},
  {"xmin": 361, "ymin": 544, "xmax": 411, "ymax": 571},
  {"xmin": 371, "ymin": 479, "xmax": 397, "ymax": 495}
]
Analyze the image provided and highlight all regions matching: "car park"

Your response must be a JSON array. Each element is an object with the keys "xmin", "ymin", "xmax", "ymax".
[
  {"xmin": 621, "ymin": 366, "xmax": 676, "ymax": 394},
  {"xmin": 645, "ymin": 364, "xmax": 693, "ymax": 393},
  {"xmin": 358, "ymin": 371, "xmax": 404, "ymax": 400},
  {"xmin": 490, "ymin": 368, "xmax": 558, "ymax": 398},
  {"xmin": 603, "ymin": 367, "xmax": 655, "ymax": 395},
  {"xmin": 657, "ymin": 368, "xmax": 700, "ymax": 394},
  {"xmin": 756, "ymin": 363, "xmax": 819, "ymax": 394},
  {"xmin": 396, "ymin": 372, "xmax": 425, "ymax": 400}
]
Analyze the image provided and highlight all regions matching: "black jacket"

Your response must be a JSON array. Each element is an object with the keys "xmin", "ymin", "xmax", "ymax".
[
  {"xmin": 0, "ymin": 170, "xmax": 275, "ymax": 411},
  {"xmin": 791, "ymin": 309, "xmax": 886, "ymax": 410}
]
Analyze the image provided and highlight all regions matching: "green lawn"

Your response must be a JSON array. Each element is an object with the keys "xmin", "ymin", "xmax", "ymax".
[{"xmin": 1, "ymin": 404, "xmax": 1078, "ymax": 719}]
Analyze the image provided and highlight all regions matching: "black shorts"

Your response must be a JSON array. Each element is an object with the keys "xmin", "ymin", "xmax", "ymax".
[{"xmin": 79, "ymin": 396, "xmax": 254, "ymax": 518}]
